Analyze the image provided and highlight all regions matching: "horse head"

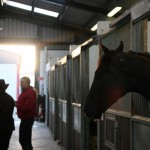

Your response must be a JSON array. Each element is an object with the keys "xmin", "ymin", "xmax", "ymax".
[{"xmin": 84, "ymin": 41, "xmax": 129, "ymax": 119}]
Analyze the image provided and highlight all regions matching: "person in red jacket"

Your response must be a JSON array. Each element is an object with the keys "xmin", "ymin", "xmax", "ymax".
[{"xmin": 16, "ymin": 76, "xmax": 37, "ymax": 150}]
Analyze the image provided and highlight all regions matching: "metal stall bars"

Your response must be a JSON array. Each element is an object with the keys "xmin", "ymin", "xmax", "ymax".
[
  {"xmin": 57, "ymin": 55, "xmax": 72, "ymax": 150},
  {"xmin": 46, "ymin": 63, "xmax": 51, "ymax": 127},
  {"xmin": 80, "ymin": 37, "xmax": 99, "ymax": 150},
  {"xmin": 70, "ymin": 46, "xmax": 82, "ymax": 150},
  {"xmin": 98, "ymin": 9, "xmax": 132, "ymax": 150},
  {"xmin": 55, "ymin": 62, "xmax": 61, "ymax": 143},
  {"xmin": 54, "ymin": 63, "xmax": 63, "ymax": 144},
  {"xmin": 45, "ymin": 60, "xmax": 51, "ymax": 126},
  {"xmin": 70, "ymin": 37, "xmax": 98, "ymax": 150},
  {"xmin": 131, "ymin": 1, "xmax": 150, "ymax": 150},
  {"xmin": 49, "ymin": 65, "xmax": 58, "ymax": 141}
]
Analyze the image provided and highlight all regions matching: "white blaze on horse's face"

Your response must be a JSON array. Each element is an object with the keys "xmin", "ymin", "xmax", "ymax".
[{"xmin": 84, "ymin": 41, "xmax": 127, "ymax": 119}]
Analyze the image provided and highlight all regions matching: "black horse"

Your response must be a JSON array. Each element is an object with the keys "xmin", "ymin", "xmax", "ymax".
[{"xmin": 84, "ymin": 41, "xmax": 150, "ymax": 119}]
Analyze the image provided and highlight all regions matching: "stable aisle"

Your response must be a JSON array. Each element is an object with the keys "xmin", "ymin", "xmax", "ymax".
[{"xmin": 9, "ymin": 120, "xmax": 61, "ymax": 150}]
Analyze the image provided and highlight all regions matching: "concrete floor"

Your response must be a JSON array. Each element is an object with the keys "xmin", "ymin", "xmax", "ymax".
[{"xmin": 9, "ymin": 115, "xmax": 61, "ymax": 150}]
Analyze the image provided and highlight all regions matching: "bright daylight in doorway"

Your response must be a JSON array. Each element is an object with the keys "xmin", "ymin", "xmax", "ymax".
[{"xmin": 0, "ymin": 45, "xmax": 36, "ymax": 86}]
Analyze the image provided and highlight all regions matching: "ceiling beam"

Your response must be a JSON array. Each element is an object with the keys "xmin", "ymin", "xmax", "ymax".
[
  {"xmin": 0, "ymin": 37, "xmax": 73, "ymax": 48},
  {"xmin": 43, "ymin": 0, "xmax": 108, "ymax": 14},
  {"xmin": 58, "ymin": 6, "xmax": 68, "ymax": 22}
]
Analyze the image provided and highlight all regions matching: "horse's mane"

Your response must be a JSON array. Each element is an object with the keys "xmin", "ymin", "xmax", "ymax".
[
  {"xmin": 128, "ymin": 51, "xmax": 150, "ymax": 58},
  {"xmin": 100, "ymin": 51, "xmax": 150, "ymax": 67}
]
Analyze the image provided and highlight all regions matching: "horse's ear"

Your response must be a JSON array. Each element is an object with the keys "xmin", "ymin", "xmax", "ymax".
[
  {"xmin": 100, "ymin": 42, "xmax": 111, "ymax": 55},
  {"xmin": 116, "ymin": 41, "xmax": 123, "ymax": 52}
]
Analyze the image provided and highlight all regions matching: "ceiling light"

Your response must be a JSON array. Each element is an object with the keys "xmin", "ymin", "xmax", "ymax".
[
  {"xmin": 6, "ymin": 1, "xmax": 32, "ymax": 11},
  {"xmin": 34, "ymin": 7, "xmax": 59, "ymax": 18},
  {"xmin": 91, "ymin": 24, "xmax": 97, "ymax": 31},
  {"xmin": 107, "ymin": 7, "xmax": 122, "ymax": 17}
]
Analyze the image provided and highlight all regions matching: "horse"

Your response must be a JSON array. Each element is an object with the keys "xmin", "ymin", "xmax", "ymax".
[{"xmin": 84, "ymin": 41, "xmax": 150, "ymax": 119}]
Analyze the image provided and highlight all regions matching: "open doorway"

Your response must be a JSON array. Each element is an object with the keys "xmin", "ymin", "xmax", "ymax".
[{"xmin": 0, "ymin": 44, "xmax": 36, "ymax": 121}]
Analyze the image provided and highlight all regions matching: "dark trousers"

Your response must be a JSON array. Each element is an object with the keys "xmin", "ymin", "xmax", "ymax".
[
  {"xmin": 19, "ymin": 118, "xmax": 34, "ymax": 150},
  {"xmin": 0, "ymin": 130, "xmax": 13, "ymax": 150}
]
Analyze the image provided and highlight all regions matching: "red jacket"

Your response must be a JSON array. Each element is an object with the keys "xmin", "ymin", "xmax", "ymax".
[{"xmin": 17, "ymin": 87, "xmax": 37, "ymax": 120}]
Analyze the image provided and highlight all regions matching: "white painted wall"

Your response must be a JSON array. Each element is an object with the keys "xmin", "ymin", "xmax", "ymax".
[
  {"xmin": 89, "ymin": 45, "xmax": 99, "ymax": 88},
  {"xmin": 48, "ymin": 50, "xmax": 69, "ymax": 67},
  {"xmin": 147, "ymin": 21, "xmax": 150, "ymax": 52},
  {"xmin": 97, "ymin": 21, "xmax": 111, "ymax": 35},
  {"xmin": 0, "ymin": 64, "xmax": 18, "ymax": 100},
  {"xmin": 0, "ymin": 64, "xmax": 19, "ymax": 120}
]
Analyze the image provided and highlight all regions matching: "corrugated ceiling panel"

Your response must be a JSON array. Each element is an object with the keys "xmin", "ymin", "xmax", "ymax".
[
  {"xmin": 41, "ymin": 26, "xmax": 75, "ymax": 42},
  {"xmin": 35, "ymin": 0, "xmax": 63, "ymax": 12},
  {"xmin": 0, "ymin": 18, "xmax": 38, "ymax": 38},
  {"xmin": 62, "ymin": 7, "xmax": 94, "ymax": 26},
  {"xmin": 0, "ymin": 18, "xmax": 89, "ymax": 45},
  {"xmin": 74, "ymin": 0, "xmax": 106, "ymax": 8}
]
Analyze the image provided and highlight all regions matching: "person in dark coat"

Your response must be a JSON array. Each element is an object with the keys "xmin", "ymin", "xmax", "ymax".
[
  {"xmin": 0, "ymin": 79, "xmax": 15, "ymax": 150},
  {"xmin": 16, "ymin": 77, "xmax": 37, "ymax": 150}
]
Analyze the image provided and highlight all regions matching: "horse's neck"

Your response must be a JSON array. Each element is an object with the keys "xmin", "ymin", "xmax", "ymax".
[
  {"xmin": 125, "ymin": 54, "xmax": 150, "ymax": 78},
  {"xmin": 116, "ymin": 53, "xmax": 150, "ymax": 100}
]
